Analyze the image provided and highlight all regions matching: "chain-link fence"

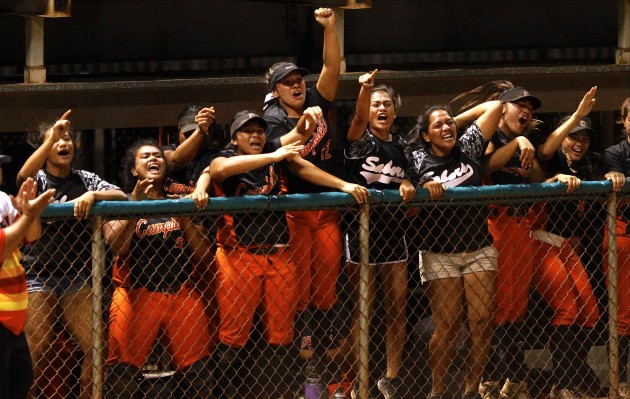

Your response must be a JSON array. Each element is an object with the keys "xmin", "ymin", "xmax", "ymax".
[{"xmin": 23, "ymin": 181, "xmax": 630, "ymax": 399}]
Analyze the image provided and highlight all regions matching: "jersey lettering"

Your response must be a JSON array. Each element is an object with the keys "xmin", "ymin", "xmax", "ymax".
[
  {"xmin": 235, "ymin": 165, "xmax": 279, "ymax": 196},
  {"xmin": 360, "ymin": 156, "xmax": 405, "ymax": 184},
  {"xmin": 427, "ymin": 162, "xmax": 475, "ymax": 187},
  {"xmin": 136, "ymin": 218, "xmax": 181, "ymax": 238},
  {"xmin": 300, "ymin": 120, "xmax": 328, "ymax": 158}
]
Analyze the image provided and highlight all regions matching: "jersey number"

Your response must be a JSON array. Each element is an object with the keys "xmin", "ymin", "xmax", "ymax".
[{"xmin": 320, "ymin": 139, "xmax": 331, "ymax": 161}]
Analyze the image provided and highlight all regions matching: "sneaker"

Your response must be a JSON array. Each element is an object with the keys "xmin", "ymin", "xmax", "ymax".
[
  {"xmin": 377, "ymin": 377, "xmax": 401, "ymax": 399},
  {"xmin": 550, "ymin": 386, "xmax": 591, "ymax": 399},
  {"xmin": 479, "ymin": 380, "xmax": 501, "ymax": 399},
  {"xmin": 500, "ymin": 379, "xmax": 531, "ymax": 399},
  {"xmin": 620, "ymin": 383, "xmax": 630, "ymax": 399}
]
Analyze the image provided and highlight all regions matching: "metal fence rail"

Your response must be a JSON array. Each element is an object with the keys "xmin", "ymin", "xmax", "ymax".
[{"xmin": 26, "ymin": 181, "xmax": 627, "ymax": 399}]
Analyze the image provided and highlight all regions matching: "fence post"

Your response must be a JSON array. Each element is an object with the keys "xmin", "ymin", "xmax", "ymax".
[
  {"xmin": 91, "ymin": 216, "xmax": 105, "ymax": 399},
  {"xmin": 607, "ymin": 193, "xmax": 620, "ymax": 399},
  {"xmin": 357, "ymin": 203, "xmax": 371, "ymax": 399}
]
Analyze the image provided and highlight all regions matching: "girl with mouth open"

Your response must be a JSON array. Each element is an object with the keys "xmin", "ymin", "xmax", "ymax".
[
  {"xmin": 343, "ymin": 69, "xmax": 416, "ymax": 399},
  {"xmin": 262, "ymin": 8, "xmax": 344, "ymax": 383},
  {"xmin": 103, "ymin": 140, "xmax": 214, "ymax": 398},
  {"xmin": 452, "ymin": 83, "xmax": 598, "ymax": 399},
  {"xmin": 193, "ymin": 110, "xmax": 369, "ymax": 399},
  {"xmin": 404, "ymin": 99, "xmax": 503, "ymax": 399},
  {"xmin": 17, "ymin": 110, "xmax": 127, "ymax": 399}
]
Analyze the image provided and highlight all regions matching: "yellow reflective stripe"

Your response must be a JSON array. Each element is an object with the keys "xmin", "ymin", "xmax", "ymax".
[{"xmin": 0, "ymin": 294, "xmax": 28, "ymax": 311}]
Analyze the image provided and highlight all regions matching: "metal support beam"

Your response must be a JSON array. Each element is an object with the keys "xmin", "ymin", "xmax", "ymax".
[
  {"xmin": 335, "ymin": 8, "xmax": 346, "ymax": 73},
  {"xmin": 24, "ymin": 16, "xmax": 46, "ymax": 83},
  {"xmin": 618, "ymin": 0, "xmax": 630, "ymax": 64}
]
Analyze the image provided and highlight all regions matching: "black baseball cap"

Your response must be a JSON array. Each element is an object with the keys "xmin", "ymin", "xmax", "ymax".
[
  {"xmin": 229, "ymin": 112, "xmax": 268, "ymax": 138},
  {"xmin": 498, "ymin": 87, "xmax": 542, "ymax": 110},
  {"xmin": 268, "ymin": 62, "xmax": 308, "ymax": 90},
  {"xmin": 570, "ymin": 117, "xmax": 597, "ymax": 139},
  {"xmin": 177, "ymin": 104, "xmax": 204, "ymax": 136}
]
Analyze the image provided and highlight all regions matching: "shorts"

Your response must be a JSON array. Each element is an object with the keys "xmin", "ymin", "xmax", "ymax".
[
  {"xmin": 26, "ymin": 272, "xmax": 90, "ymax": 298},
  {"xmin": 345, "ymin": 233, "xmax": 408, "ymax": 266},
  {"xmin": 420, "ymin": 245, "xmax": 498, "ymax": 283}
]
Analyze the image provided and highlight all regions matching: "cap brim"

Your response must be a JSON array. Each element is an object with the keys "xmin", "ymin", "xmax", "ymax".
[
  {"xmin": 230, "ymin": 115, "xmax": 268, "ymax": 137},
  {"xmin": 570, "ymin": 127, "xmax": 597, "ymax": 138},
  {"xmin": 270, "ymin": 66, "xmax": 309, "ymax": 89},
  {"xmin": 180, "ymin": 123, "xmax": 199, "ymax": 136}
]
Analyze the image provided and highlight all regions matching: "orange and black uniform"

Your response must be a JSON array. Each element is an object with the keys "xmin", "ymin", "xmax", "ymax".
[
  {"xmin": 106, "ymin": 213, "xmax": 212, "ymax": 399},
  {"xmin": 538, "ymin": 147, "xmax": 602, "ymax": 389},
  {"xmin": 603, "ymin": 139, "xmax": 630, "ymax": 385},
  {"xmin": 483, "ymin": 129, "xmax": 543, "ymax": 383},
  {"xmin": 212, "ymin": 141, "xmax": 298, "ymax": 348},
  {"xmin": 264, "ymin": 86, "xmax": 341, "ymax": 368}
]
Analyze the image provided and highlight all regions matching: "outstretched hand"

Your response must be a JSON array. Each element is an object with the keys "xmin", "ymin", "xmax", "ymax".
[
  {"xmin": 52, "ymin": 110, "xmax": 72, "ymax": 142},
  {"xmin": 131, "ymin": 178, "xmax": 158, "ymax": 201},
  {"xmin": 13, "ymin": 177, "xmax": 55, "ymax": 219},
  {"xmin": 359, "ymin": 69, "xmax": 378, "ymax": 87},
  {"xmin": 574, "ymin": 86, "xmax": 597, "ymax": 118}
]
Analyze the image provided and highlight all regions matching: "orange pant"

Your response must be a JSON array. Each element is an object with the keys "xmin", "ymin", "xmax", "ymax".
[
  {"xmin": 604, "ymin": 218, "xmax": 630, "ymax": 335},
  {"xmin": 532, "ymin": 240, "xmax": 599, "ymax": 327},
  {"xmin": 107, "ymin": 285, "xmax": 211, "ymax": 370},
  {"xmin": 216, "ymin": 246, "xmax": 298, "ymax": 347},
  {"xmin": 488, "ymin": 207, "xmax": 537, "ymax": 325},
  {"xmin": 286, "ymin": 209, "xmax": 342, "ymax": 311}
]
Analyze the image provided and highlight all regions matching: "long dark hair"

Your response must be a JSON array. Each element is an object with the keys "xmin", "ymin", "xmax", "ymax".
[
  {"xmin": 406, "ymin": 105, "xmax": 454, "ymax": 152},
  {"xmin": 121, "ymin": 138, "xmax": 163, "ymax": 192},
  {"xmin": 451, "ymin": 80, "xmax": 514, "ymax": 112}
]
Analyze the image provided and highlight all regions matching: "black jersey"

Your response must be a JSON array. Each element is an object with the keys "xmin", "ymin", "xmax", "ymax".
[
  {"xmin": 22, "ymin": 169, "xmax": 120, "ymax": 277},
  {"xmin": 604, "ymin": 139, "xmax": 630, "ymax": 221},
  {"xmin": 344, "ymin": 129, "xmax": 407, "ymax": 189},
  {"xmin": 406, "ymin": 122, "xmax": 493, "ymax": 253},
  {"xmin": 344, "ymin": 128, "xmax": 409, "ymax": 263},
  {"xmin": 264, "ymin": 86, "xmax": 334, "ymax": 194},
  {"xmin": 213, "ymin": 139, "xmax": 290, "ymax": 247},
  {"xmin": 127, "ymin": 213, "xmax": 193, "ymax": 289},
  {"xmin": 486, "ymin": 129, "xmax": 539, "ymax": 185},
  {"xmin": 545, "ymin": 149, "xmax": 603, "ymax": 238}
]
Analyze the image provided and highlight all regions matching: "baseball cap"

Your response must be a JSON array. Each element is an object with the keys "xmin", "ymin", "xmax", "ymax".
[
  {"xmin": 498, "ymin": 87, "xmax": 542, "ymax": 110},
  {"xmin": 229, "ymin": 112, "xmax": 268, "ymax": 138},
  {"xmin": 0, "ymin": 148, "xmax": 12, "ymax": 164},
  {"xmin": 570, "ymin": 117, "xmax": 597, "ymax": 139},
  {"xmin": 268, "ymin": 62, "xmax": 308, "ymax": 90},
  {"xmin": 177, "ymin": 104, "xmax": 204, "ymax": 136}
]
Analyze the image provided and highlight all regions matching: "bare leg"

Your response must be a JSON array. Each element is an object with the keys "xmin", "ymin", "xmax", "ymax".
[
  {"xmin": 426, "ymin": 277, "xmax": 465, "ymax": 394},
  {"xmin": 381, "ymin": 261, "xmax": 408, "ymax": 379},
  {"xmin": 60, "ymin": 287, "xmax": 95, "ymax": 399},
  {"xmin": 24, "ymin": 292, "xmax": 57, "ymax": 399},
  {"xmin": 463, "ymin": 271, "xmax": 496, "ymax": 394}
]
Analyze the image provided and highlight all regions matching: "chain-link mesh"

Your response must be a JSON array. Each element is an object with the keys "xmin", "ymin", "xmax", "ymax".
[{"xmin": 24, "ymin": 184, "xmax": 630, "ymax": 399}]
